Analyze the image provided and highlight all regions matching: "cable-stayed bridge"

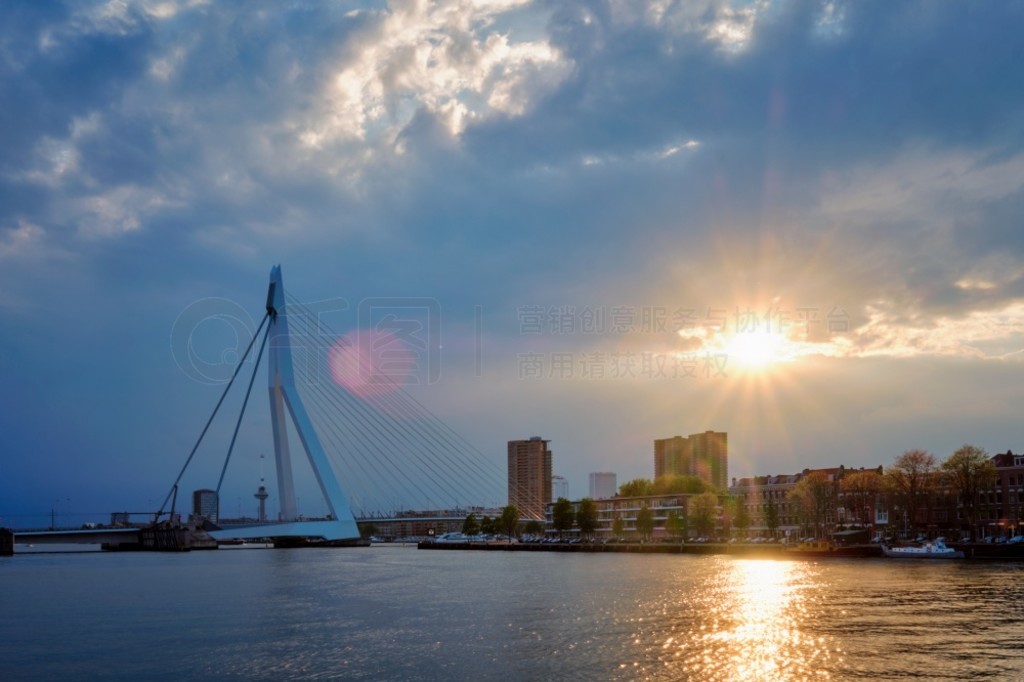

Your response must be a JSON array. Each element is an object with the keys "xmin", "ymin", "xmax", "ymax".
[
  {"xmin": 166, "ymin": 265, "xmax": 553, "ymax": 542},
  {"xmin": 9, "ymin": 266, "xmax": 547, "ymax": 550}
]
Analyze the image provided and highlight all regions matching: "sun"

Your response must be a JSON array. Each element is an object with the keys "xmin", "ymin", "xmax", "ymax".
[{"xmin": 724, "ymin": 329, "xmax": 792, "ymax": 370}]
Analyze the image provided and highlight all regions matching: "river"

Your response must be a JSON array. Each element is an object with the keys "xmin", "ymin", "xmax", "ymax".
[{"xmin": 2, "ymin": 545, "xmax": 1023, "ymax": 680}]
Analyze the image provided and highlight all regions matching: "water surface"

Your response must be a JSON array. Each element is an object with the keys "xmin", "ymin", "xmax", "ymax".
[{"xmin": 2, "ymin": 546, "xmax": 1022, "ymax": 680}]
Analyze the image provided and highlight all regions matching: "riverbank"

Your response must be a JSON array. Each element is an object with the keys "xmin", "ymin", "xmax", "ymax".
[{"xmin": 417, "ymin": 540, "xmax": 884, "ymax": 559}]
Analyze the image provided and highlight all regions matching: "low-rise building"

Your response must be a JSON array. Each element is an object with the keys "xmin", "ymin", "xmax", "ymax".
[
  {"xmin": 729, "ymin": 465, "xmax": 885, "ymax": 540},
  {"xmin": 545, "ymin": 492, "xmax": 730, "ymax": 540}
]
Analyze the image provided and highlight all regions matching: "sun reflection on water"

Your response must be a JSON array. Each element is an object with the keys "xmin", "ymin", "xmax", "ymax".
[{"xmin": 627, "ymin": 559, "xmax": 838, "ymax": 681}]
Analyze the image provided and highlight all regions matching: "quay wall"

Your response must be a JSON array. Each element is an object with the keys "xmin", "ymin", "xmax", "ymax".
[{"xmin": 418, "ymin": 541, "xmax": 886, "ymax": 559}]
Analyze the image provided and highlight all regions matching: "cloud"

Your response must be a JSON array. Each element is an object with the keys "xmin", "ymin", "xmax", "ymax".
[
  {"xmin": 0, "ymin": 219, "xmax": 44, "ymax": 258},
  {"xmin": 3, "ymin": 0, "xmax": 1024, "ymax": 514}
]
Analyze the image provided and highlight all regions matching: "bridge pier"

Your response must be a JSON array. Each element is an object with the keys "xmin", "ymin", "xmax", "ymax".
[{"xmin": 1, "ymin": 528, "xmax": 13, "ymax": 556}]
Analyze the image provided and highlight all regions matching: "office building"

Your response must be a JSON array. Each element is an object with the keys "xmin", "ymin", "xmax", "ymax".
[
  {"xmin": 508, "ymin": 437, "xmax": 552, "ymax": 520},
  {"xmin": 192, "ymin": 488, "xmax": 218, "ymax": 521},
  {"xmin": 552, "ymin": 475, "xmax": 569, "ymax": 500},
  {"xmin": 589, "ymin": 472, "xmax": 617, "ymax": 499}
]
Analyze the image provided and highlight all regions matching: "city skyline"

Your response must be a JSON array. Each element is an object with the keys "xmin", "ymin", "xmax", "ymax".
[{"xmin": 3, "ymin": 2, "xmax": 1024, "ymax": 520}]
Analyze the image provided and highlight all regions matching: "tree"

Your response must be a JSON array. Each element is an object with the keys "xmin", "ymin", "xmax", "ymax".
[
  {"xmin": 789, "ymin": 472, "xmax": 834, "ymax": 538},
  {"xmin": 652, "ymin": 474, "xmax": 708, "ymax": 495},
  {"xmin": 732, "ymin": 496, "xmax": 751, "ymax": 539},
  {"xmin": 635, "ymin": 504, "xmax": 654, "ymax": 541},
  {"xmin": 618, "ymin": 478, "xmax": 653, "ymax": 497},
  {"xmin": 689, "ymin": 491, "xmax": 719, "ymax": 538},
  {"xmin": 480, "ymin": 515, "xmax": 495, "ymax": 535},
  {"xmin": 765, "ymin": 497, "xmax": 779, "ymax": 539},
  {"xmin": 552, "ymin": 497, "xmax": 575, "ymax": 539},
  {"xmin": 886, "ymin": 449, "xmax": 938, "ymax": 534},
  {"xmin": 612, "ymin": 514, "xmax": 624, "ymax": 539},
  {"xmin": 498, "ymin": 504, "xmax": 519, "ymax": 542},
  {"xmin": 576, "ymin": 498, "xmax": 598, "ymax": 538},
  {"xmin": 942, "ymin": 444, "xmax": 997, "ymax": 541},
  {"xmin": 462, "ymin": 513, "xmax": 480, "ymax": 536},
  {"xmin": 665, "ymin": 509, "xmax": 685, "ymax": 541},
  {"xmin": 840, "ymin": 470, "xmax": 885, "ymax": 527},
  {"xmin": 358, "ymin": 522, "xmax": 378, "ymax": 539},
  {"xmin": 524, "ymin": 520, "xmax": 544, "ymax": 537}
]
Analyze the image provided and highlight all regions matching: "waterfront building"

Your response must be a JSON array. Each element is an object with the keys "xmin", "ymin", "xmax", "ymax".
[
  {"xmin": 977, "ymin": 450, "xmax": 1024, "ymax": 538},
  {"xmin": 729, "ymin": 465, "xmax": 886, "ymax": 541},
  {"xmin": 552, "ymin": 475, "xmax": 569, "ymax": 501},
  {"xmin": 192, "ymin": 488, "xmax": 218, "ymax": 521},
  {"xmin": 654, "ymin": 431, "xmax": 728, "ymax": 490},
  {"xmin": 729, "ymin": 473, "xmax": 803, "ymax": 540},
  {"xmin": 545, "ymin": 492, "xmax": 730, "ymax": 540},
  {"xmin": 594, "ymin": 493, "xmax": 691, "ymax": 540},
  {"xmin": 508, "ymin": 437, "xmax": 552, "ymax": 520},
  {"xmin": 357, "ymin": 507, "xmax": 504, "ymax": 540},
  {"xmin": 589, "ymin": 472, "xmax": 617, "ymax": 500}
]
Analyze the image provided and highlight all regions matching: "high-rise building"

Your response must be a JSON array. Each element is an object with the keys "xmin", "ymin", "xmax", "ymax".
[
  {"xmin": 653, "ymin": 431, "xmax": 728, "ymax": 490},
  {"xmin": 589, "ymin": 472, "xmax": 617, "ymax": 499},
  {"xmin": 552, "ymin": 475, "xmax": 569, "ymax": 501},
  {"xmin": 654, "ymin": 436, "xmax": 691, "ymax": 479},
  {"xmin": 508, "ymin": 437, "xmax": 552, "ymax": 520},
  {"xmin": 192, "ymin": 488, "xmax": 218, "ymax": 521},
  {"xmin": 690, "ymin": 430, "xmax": 728, "ymax": 490}
]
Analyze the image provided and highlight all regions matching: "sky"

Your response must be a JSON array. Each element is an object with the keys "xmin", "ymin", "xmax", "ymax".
[{"xmin": 2, "ymin": 0, "xmax": 1024, "ymax": 525}]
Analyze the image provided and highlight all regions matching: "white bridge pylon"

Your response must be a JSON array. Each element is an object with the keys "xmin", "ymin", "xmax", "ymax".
[{"xmin": 209, "ymin": 266, "xmax": 360, "ymax": 542}]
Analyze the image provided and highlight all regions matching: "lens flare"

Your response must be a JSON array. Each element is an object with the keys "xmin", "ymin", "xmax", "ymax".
[{"xmin": 327, "ymin": 329, "xmax": 413, "ymax": 399}]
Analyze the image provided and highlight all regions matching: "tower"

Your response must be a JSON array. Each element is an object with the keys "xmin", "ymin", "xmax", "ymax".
[
  {"xmin": 253, "ymin": 453, "xmax": 270, "ymax": 523},
  {"xmin": 254, "ymin": 485, "xmax": 269, "ymax": 523},
  {"xmin": 654, "ymin": 436, "xmax": 691, "ymax": 479},
  {"xmin": 508, "ymin": 437, "xmax": 552, "ymax": 520},
  {"xmin": 689, "ymin": 430, "xmax": 728, "ymax": 490},
  {"xmin": 264, "ymin": 265, "xmax": 360, "ymax": 539}
]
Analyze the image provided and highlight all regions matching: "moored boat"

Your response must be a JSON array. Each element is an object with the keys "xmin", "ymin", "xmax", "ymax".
[{"xmin": 881, "ymin": 537, "xmax": 964, "ymax": 559}]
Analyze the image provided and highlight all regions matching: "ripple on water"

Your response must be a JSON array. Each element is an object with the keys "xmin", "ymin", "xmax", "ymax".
[{"xmin": 3, "ymin": 550, "xmax": 1024, "ymax": 680}]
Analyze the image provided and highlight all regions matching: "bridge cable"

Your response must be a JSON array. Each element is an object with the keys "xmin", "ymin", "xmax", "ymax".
[
  {"xmin": 156, "ymin": 311, "xmax": 269, "ymax": 518},
  {"xmin": 216, "ymin": 318, "xmax": 272, "ymax": 495},
  {"xmin": 285, "ymin": 310, "xmax": 448, "ymax": 512},
  {"xmin": 284, "ymin": 302, "xmax": 474, "ymax": 510},
  {"xmin": 283, "ymin": 297, "xmax": 511, "ymax": 512},
  {"xmin": 282, "ymin": 296, "xmax": 520, "ymax": 515}
]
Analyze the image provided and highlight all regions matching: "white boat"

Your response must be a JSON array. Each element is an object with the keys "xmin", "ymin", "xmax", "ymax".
[{"xmin": 881, "ymin": 537, "xmax": 964, "ymax": 559}]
